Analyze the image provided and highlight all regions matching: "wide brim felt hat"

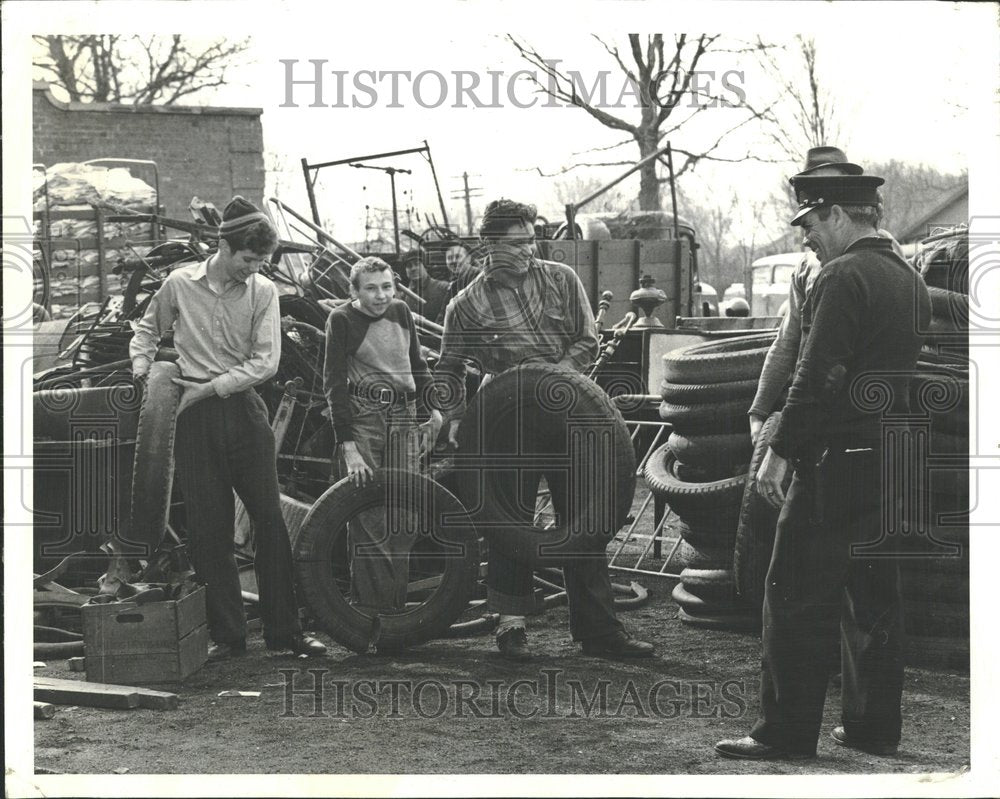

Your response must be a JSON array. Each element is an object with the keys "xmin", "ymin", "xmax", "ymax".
[
  {"xmin": 789, "ymin": 174, "xmax": 885, "ymax": 225},
  {"xmin": 795, "ymin": 146, "xmax": 864, "ymax": 177}
]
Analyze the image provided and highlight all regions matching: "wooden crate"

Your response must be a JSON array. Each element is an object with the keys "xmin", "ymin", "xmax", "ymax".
[{"xmin": 82, "ymin": 587, "xmax": 208, "ymax": 684}]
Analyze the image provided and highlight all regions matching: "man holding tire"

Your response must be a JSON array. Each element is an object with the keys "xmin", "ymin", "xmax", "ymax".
[
  {"xmin": 130, "ymin": 197, "xmax": 326, "ymax": 661},
  {"xmin": 716, "ymin": 173, "xmax": 931, "ymax": 759},
  {"xmin": 433, "ymin": 198, "xmax": 654, "ymax": 662}
]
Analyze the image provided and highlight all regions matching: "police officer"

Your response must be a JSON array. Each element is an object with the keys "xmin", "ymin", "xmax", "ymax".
[{"xmin": 715, "ymin": 173, "xmax": 931, "ymax": 759}]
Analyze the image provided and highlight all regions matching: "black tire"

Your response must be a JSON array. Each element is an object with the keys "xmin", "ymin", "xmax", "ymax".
[
  {"xmin": 678, "ymin": 568, "xmax": 736, "ymax": 602},
  {"xmin": 128, "ymin": 361, "xmax": 181, "ymax": 554},
  {"xmin": 677, "ymin": 607, "xmax": 759, "ymax": 632},
  {"xmin": 910, "ymin": 371, "xmax": 968, "ymax": 436},
  {"xmin": 294, "ymin": 470, "xmax": 480, "ymax": 653},
  {"xmin": 671, "ymin": 461, "xmax": 715, "ymax": 483},
  {"xmin": 665, "ymin": 536, "xmax": 733, "ymax": 570},
  {"xmin": 658, "ymin": 397, "xmax": 755, "ymax": 430},
  {"xmin": 733, "ymin": 412, "xmax": 785, "ymax": 608},
  {"xmin": 660, "ymin": 377, "xmax": 760, "ymax": 405},
  {"xmin": 643, "ymin": 444, "xmax": 745, "ymax": 516},
  {"xmin": 661, "ymin": 333, "xmax": 776, "ymax": 386},
  {"xmin": 926, "ymin": 286, "xmax": 969, "ymax": 325},
  {"xmin": 667, "ymin": 431, "xmax": 753, "ymax": 474},
  {"xmin": 454, "ymin": 365, "xmax": 635, "ymax": 566},
  {"xmin": 672, "ymin": 582, "xmax": 743, "ymax": 614},
  {"xmin": 34, "ymin": 385, "xmax": 141, "ymax": 442}
]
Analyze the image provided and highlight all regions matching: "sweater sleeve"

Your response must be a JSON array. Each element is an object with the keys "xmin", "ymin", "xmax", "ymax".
[
  {"xmin": 748, "ymin": 278, "xmax": 802, "ymax": 418},
  {"xmin": 323, "ymin": 310, "xmax": 355, "ymax": 444},
  {"xmin": 769, "ymin": 268, "xmax": 863, "ymax": 460}
]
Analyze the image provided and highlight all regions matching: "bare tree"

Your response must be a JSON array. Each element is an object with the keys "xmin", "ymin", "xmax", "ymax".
[
  {"xmin": 508, "ymin": 34, "xmax": 779, "ymax": 210},
  {"xmin": 868, "ymin": 160, "xmax": 967, "ymax": 236},
  {"xmin": 759, "ymin": 35, "xmax": 841, "ymax": 162},
  {"xmin": 551, "ymin": 174, "xmax": 635, "ymax": 215},
  {"xmin": 33, "ymin": 35, "xmax": 249, "ymax": 104}
]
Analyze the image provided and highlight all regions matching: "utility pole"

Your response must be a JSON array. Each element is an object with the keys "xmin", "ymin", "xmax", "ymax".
[
  {"xmin": 351, "ymin": 163, "xmax": 411, "ymax": 254},
  {"xmin": 450, "ymin": 172, "xmax": 483, "ymax": 236}
]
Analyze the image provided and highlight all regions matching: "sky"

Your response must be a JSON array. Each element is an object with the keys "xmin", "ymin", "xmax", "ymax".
[
  {"xmin": 4, "ymin": 2, "xmax": 1000, "ymax": 795},
  {"xmin": 21, "ymin": 3, "xmax": 990, "ymax": 247}
]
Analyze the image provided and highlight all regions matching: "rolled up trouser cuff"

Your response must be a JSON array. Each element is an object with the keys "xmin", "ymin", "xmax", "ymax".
[{"xmin": 487, "ymin": 586, "xmax": 535, "ymax": 616}]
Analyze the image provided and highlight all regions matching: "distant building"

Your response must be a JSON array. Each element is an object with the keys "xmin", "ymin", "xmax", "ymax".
[{"xmin": 897, "ymin": 183, "xmax": 969, "ymax": 244}]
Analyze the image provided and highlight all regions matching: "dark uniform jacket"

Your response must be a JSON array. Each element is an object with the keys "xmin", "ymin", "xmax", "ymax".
[{"xmin": 769, "ymin": 237, "xmax": 932, "ymax": 462}]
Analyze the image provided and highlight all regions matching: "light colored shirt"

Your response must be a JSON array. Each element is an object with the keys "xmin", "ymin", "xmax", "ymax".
[{"xmin": 129, "ymin": 260, "xmax": 281, "ymax": 398}]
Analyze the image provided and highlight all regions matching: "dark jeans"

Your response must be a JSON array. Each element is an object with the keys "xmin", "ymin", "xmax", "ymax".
[
  {"xmin": 750, "ymin": 448, "xmax": 905, "ymax": 755},
  {"xmin": 487, "ymin": 468, "xmax": 624, "ymax": 641},
  {"xmin": 174, "ymin": 390, "xmax": 301, "ymax": 644}
]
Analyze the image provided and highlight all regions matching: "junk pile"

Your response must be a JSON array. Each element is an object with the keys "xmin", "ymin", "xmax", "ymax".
[{"xmin": 34, "ymin": 162, "xmax": 159, "ymax": 318}]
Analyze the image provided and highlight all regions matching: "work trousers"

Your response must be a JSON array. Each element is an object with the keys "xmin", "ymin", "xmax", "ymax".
[
  {"xmin": 487, "ymin": 468, "xmax": 624, "ymax": 642},
  {"xmin": 337, "ymin": 398, "xmax": 421, "ymax": 611},
  {"xmin": 750, "ymin": 447, "xmax": 905, "ymax": 755},
  {"xmin": 174, "ymin": 390, "xmax": 301, "ymax": 644}
]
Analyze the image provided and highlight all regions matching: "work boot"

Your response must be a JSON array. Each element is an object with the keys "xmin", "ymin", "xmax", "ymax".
[
  {"xmin": 496, "ymin": 627, "xmax": 532, "ymax": 661},
  {"xmin": 265, "ymin": 634, "xmax": 328, "ymax": 657},
  {"xmin": 580, "ymin": 629, "xmax": 654, "ymax": 658},
  {"xmin": 207, "ymin": 639, "xmax": 247, "ymax": 662}
]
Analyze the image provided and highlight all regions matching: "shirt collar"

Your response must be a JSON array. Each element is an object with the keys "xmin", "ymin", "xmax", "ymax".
[
  {"xmin": 845, "ymin": 236, "xmax": 893, "ymax": 255},
  {"xmin": 187, "ymin": 256, "xmax": 252, "ymax": 286}
]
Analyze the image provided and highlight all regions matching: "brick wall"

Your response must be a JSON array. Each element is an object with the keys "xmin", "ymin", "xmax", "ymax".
[{"xmin": 32, "ymin": 82, "xmax": 265, "ymax": 219}]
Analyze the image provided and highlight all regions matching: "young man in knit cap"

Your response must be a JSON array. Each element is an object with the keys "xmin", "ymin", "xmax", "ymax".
[
  {"xmin": 716, "ymin": 172, "xmax": 931, "ymax": 760},
  {"xmin": 323, "ymin": 256, "xmax": 443, "ymax": 613},
  {"xmin": 433, "ymin": 198, "xmax": 654, "ymax": 662},
  {"xmin": 130, "ymin": 196, "xmax": 326, "ymax": 660},
  {"xmin": 749, "ymin": 147, "xmax": 904, "ymax": 443}
]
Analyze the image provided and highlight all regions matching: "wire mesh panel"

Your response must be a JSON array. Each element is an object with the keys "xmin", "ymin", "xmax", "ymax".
[{"xmin": 606, "ymin": 419, "xmax": 689, "ymax": 579}]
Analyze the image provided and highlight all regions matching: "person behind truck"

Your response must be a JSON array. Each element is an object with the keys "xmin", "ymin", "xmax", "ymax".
[
  {"xmin": 432, "ymin": 198, "xmax": 655, "ymax": 663},
  {"xmin": 748, "ymin": 147, "xmax": 904, "ymax": 444},
  {"xmin": 322, "ymin": 256, "xmax": 443, "ymax": 614},
  {"xmin": 130, "ymin": 196, "xmax": 326, "ymax": 661},
  {"xmin": 715, "ymin": 170, "xmax": 931, "ymax": 760}
]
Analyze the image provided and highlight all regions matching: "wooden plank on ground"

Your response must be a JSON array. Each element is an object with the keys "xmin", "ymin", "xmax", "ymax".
[
  {"xmin": 34, "ymin": 680, "xmax": 139, "ymax": 709},
  {"xmin": 33, "ymin": 676, "xmax": 179, "ymax": 710}
]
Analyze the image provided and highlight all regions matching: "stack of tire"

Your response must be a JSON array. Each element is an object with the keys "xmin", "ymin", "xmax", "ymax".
[
  {"xmin": 644, "ymin": 333, "xmax": 776, "ymax": 631},
  {"xmin": 903, "ymin": 284, "xmax": 969, "ymax": 669}
]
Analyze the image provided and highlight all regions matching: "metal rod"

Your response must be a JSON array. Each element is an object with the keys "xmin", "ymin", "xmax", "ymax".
[
  {"xmin": 301, "ymin": 157, "xmax": 322, "ymax": 225},
  {"xmin": 572, "ymin": 141, "xmax": 675, "ymax": 214},
  {"xmin": 269, "ymin": 197, "xmax": 361, "ymax": 259},
  {"xmin": 305, "ymin": 144, "xmax": 430, "ymax": 171},
  {"xmin": 424, "ymin": 140, "xmax": 450, "ymax": 230},
  {"xmin": 390, "ymin": 170, "xmax": 400, "ymax": 254}
]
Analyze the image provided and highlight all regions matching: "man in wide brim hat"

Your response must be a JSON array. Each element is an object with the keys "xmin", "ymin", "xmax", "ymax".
[{"xmin": 794, "ymin": 145, "xmax": 864, "ymax": 177}]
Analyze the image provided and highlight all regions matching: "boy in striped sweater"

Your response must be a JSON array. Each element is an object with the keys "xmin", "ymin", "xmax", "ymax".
[{"xmin": 323, "ymin": 257, "xmax": 442, "ymax": 611}]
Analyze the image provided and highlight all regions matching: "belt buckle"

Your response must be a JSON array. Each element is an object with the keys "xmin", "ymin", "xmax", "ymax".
[{"xmin": 378, "ymin": 388, "xmax": 393, "ymax": 405}]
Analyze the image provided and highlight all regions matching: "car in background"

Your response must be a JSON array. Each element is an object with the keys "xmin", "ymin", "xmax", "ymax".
[{"xmin": 749, "ymin": 251, "xmax": 813, "ymax": 317}]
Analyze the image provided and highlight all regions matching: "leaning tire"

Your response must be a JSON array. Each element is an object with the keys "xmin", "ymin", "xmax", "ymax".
[
  {"xmin": 294, "ymin": 469, "xmax": 480, "ymax": 653},
  {"xmin": 454, "ymin": 365, "xmax": 635, "ymax": 566},
  {"xmin": 666, "ymin": 536, "xmax": 733, "ymax": 571},
  {"xmin": 733, "ymin": 412, "xmax": 785, "ymax": 609},
  {"xmin": 661, "ymin": 333, "xmax": 776, "ymax": 385},
  {"xmin": 129, "ymin": 362, "xmax": 181, "ymax": 553}
]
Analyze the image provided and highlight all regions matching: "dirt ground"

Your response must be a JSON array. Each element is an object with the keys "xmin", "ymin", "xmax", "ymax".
[{"xmin": 32, "ymin": 577, "xmax": 970, "ymax": 778}]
